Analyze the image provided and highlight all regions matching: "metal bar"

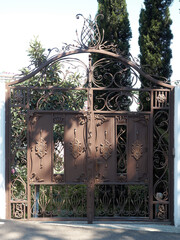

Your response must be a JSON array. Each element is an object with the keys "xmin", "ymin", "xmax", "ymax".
[
  {"xmin": 149, "ymin": 90, "xmax": 154, "ymax": 220},
  {"xmin": 169, "ymin": 89, "xmax": 175, "ymax": 224},
  {"xmin": 5, "ymin": 83, "xmax": 11, "ymax": 219},
  {"xmin": 86, "ymin": 55, "xmax": 95, "ymax": 224},
  {"xmin": 27, "ymin": 111, "xmax": 31, "ymax": 220},
  {"xmin": 9, "ymin": 86, "xmax": 88, "ymax": 91},
  {"xmin": 7, "ymin": 48, "xmax": 174, "ymax": 90},
  {"xmin": 29, "ymin": 217, "xmax": 88, "ymax": 221}
]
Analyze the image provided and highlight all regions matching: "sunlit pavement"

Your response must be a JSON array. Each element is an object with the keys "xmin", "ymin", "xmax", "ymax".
[{"xmin": 0, "ymin": 220, "xmax": 180, "ymax": 240}]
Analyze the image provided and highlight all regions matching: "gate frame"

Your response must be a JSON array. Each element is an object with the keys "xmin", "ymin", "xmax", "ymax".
[{"xmin": 5, "ymin": 14, "xmax": 175, "ymax": 223}]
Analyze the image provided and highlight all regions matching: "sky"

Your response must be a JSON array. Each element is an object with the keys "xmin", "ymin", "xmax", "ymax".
[{"xmin": 0, "ymin": 0, "xmax": 179, "ymax": 82}]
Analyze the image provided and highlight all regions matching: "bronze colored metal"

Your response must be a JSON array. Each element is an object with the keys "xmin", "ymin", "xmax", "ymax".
[{"xmin": 5, "ymin": 14, "xmax": 174, "ymax": 223}]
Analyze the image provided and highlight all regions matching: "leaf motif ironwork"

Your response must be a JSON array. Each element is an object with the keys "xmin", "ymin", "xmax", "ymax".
[
  {"xmin": 70, "ymin": 129, "xmax": 83, "ymax": 163},
  {"xmin": 131, "ymin": 140, "xmax": 143, "ymax": 161},
  {"xmin": 100, "ymin": 131, "xmax": 112, "ymax": 167},
  {"xmin": 35, "ymin": 137, "xmax": 47, "ymax": 159},
  {"xmin": 156, "ymin": 93, "xmax": 167, "ymax": 104},
  {"xmin": 35, "ymin": 132, "xmax": 47, "ymax": 169}
]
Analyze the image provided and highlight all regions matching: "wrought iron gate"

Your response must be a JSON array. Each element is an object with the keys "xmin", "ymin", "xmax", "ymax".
[{"xmin": 6, "ymin": 14, "xmax": 174, "ymax": 223}]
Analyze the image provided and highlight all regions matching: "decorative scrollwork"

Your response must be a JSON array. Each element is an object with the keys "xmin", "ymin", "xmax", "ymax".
[
  {"xmin": 12, "ymin": 89, "xmax": 25, "ymax": 106},
  {"xmin": 94, "ymin": 90, "xmax": 150, "ymax": 112},
  {"xmin": 70, "ymin": 129, "xmax": 83, "ymax": 163},
  {"xmin": 117, "ymin": 125, "xmax": 127, "ymax": 177},
  {"xmin": 11, "ymin": 175, "xmax": 27, "ymax": 201},
  {"xmin": 31, "ymin": 185, "xmax": 87, "ymax": 218},
  {"xmin": 100, "ymin": 131, "xmax": 112, "ymax": 167},
  {"xmin": 95, "ymin": 114, "xmax": 108, "ymax": 127},
  {"xmin": 157, "ymin": 204, "xmax": 166, "ymax": 220},
  {"xmin": 35, "ymin": 130, "xmax": 47, "ymax": 169},
  {"xmin": 156, "ymin": 92, "xmax": 167, "ymax": 104},
  {"xmin": 53, "ymin": 116, "xmax": 65, "ymax": 124},
  {"xmin": 131, "ymin": 140, "xmax": 143, "ymax": 161},
  {"xmin": 63, "ymin": 14, "xmax": 116, "ymax": 52},
  {"xmin": 30, "ymin": 173, "xmax": 44, "ymax": 183},
  {"xmin": 153, "ymin": 110, "xmax": 169, "ymax": 204},
  {"xmin": 53, "ymin": 174, "xmax": 64, "ymax": 183},
  {"xmin": 13, "ymin": 203, "xmax": 24, "ymax": 219},
  {"xmin": 92, "ymin": 58, "xmax": 139, "ymax": 88},
  {"xmin": 95, "ymin": 185, "xmax": 148, "ymax": 217}
]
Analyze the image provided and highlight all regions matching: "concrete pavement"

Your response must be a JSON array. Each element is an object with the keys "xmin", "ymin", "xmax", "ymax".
[{"xmin": 0, "ymin": 220, "xmax": 180, "ymax": 240}]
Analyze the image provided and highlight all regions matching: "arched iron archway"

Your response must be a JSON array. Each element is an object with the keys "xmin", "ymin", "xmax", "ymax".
[{"xmin": 6, "ymin": 14, "xmax": 174, "ymax": 223}]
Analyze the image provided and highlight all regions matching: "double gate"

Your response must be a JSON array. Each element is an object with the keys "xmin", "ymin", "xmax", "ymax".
[{"xmin": 6, "ymin": 15, "xmax": 174, "ymax": 223}]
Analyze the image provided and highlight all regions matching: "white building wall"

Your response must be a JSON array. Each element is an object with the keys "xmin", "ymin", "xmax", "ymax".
[
  {"xmin": 174, "ymin": 86, "xmax": 180, "ymax": 226},
  {"xmin": 0, "ymin": 81, "xmax": 5, "ymax": 219}
]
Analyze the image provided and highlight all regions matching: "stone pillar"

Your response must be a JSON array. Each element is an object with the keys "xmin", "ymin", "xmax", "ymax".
[
  {"xmin": 174, "ymin": 86, "xmax": 180, "ymax": 226},
  {"xmin": 0, "ymin": 81, "xmax": 5, "ymax": 219}
]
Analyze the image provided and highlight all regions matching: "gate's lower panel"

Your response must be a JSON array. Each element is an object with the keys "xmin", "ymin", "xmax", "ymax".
[
  {"xmin": 30, "ymin": 184, "xmax": 87, "ymax": 219},
  {"xmin": 94, "ymin": 184, "xmax": 149, "ymax": 219}
]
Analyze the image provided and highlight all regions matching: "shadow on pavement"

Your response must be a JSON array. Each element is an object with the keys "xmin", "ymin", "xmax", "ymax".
[{"xmin": 0, "ymin": 220, "xmax": 180, "ymax": 240}]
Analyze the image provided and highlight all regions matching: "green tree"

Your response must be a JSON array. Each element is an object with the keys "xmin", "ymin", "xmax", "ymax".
[
  {"xmin": 11, "ymin": 37, "xmax": 86, "ymax": 180},
  {"xmin": 138, "ymin": 0, "xmax": 173, "ymax": 82},
  {"xmin": 96, "ymin": 0, "xmax": 132, "ymax": 56}
]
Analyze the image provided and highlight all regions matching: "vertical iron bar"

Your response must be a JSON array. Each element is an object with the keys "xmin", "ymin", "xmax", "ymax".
[
  {"xmin": 169, "ymin": 88, "xmax": 175, "ymax": 224},
  {"xmin": 149, "ymin": 90, "xmax": 154, "ymax": 220},
  {"xmin": 27, "ymin": 112, "xmax": 31, "ymax": 219},
  {"xmin": 5, "ymin": 84, "xmax": 11, "ymax": 219},
  {"xmin": 87, "ymin": 55, "xmax": 95, "ymax": 223}
]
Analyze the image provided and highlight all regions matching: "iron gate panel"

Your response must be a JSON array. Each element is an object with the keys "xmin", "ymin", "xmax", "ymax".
[
  {"xmin": 28, "ymin": 113, "xmax": 53, "ymax": 183},
  {"xmin": 95, "ymin": 115, "xmax": 116, "ymax": 182},
  {"xmin": 5, "ymin": 14, "xmax": 174, "ymax": 223},
  {"xmin": 64, "ymin": 114, "xmax": 87, "ymax": 183},
  {"xmin": 127, "ymin": 115, "xmax": 149, "ymax": 182}
]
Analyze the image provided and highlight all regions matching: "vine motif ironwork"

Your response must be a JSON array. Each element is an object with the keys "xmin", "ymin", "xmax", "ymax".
[
  {"xmin": 31, "ymin": 185, "xmax": 87, "ymax": 218},
  {"xmin": 94, "ymin": 91, "xmax": 151, "ymax": 112},
  {"xmin": 153, "ymin": 111, "xmax": 169, "ymax": 203},
  {"xmin": 92, "ymin": 59, "xmax": 139, "ymax": 88},
  {"xmin": 95, "ymin": 185, "xmax": 149, "ymax": 217}
]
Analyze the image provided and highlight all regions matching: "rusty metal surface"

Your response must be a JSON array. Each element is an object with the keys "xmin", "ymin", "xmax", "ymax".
[{"xmin": 5, "ymin": 14, "xmax": 174, "ymax": 223}]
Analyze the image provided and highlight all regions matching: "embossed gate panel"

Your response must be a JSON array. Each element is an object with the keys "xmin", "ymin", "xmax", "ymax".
[
  {"xmin": 29, "ymin": 114, "xmax": 53, "ymax": 183},
  {"xmin": 65, "ymin": 114, "xmax": 87, "ymax": 182},
  {"xmin": 127, "ymin": 115, "xmax": 149, "ymax": 182},
  {"xmin": 95, "ymin": 116, "xmax": 116, "ymax": 182},
  {"xmin": 28, "ymin": 113, "xmax": 87, "ymax": 184}
]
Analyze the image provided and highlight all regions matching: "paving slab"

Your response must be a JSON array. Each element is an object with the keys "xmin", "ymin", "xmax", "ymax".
[{"xmin": 0, "ymin": 220, "xmax": 180, "ymax": 240}]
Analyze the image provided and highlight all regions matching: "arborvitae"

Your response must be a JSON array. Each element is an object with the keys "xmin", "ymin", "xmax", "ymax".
[
  {"xmin": 139, "ymin": 0, "xmax": 173, "ymax": 83},
  {"xmin": 96, "ymin": 0, "xmax": 132, "ymax": 56}
]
